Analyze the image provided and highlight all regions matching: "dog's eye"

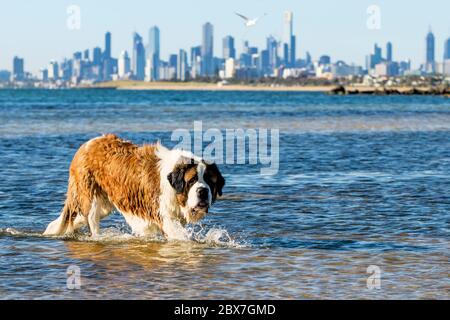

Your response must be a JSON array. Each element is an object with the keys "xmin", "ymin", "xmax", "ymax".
[{"xmin": 187, "ymin": 175, "xmax": 198, "ymax": 187}]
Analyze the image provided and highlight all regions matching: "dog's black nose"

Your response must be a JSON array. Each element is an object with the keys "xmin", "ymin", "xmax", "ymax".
[{"xmin": 197, "ymin": 187, "xmax": 209, "ymax": 200}]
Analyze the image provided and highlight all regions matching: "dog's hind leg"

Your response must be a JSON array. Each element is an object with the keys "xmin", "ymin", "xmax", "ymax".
[
  {"xmin": 87, "ymin": 197, "xmax": 102, "ymax": 237},
  {"xmin": 43, "ymin": 203, "xmax": 73, "ymax": 236}
]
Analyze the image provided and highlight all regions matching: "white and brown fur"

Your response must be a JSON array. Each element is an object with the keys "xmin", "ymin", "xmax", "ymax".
[{"xmin": 43, "ymin": 134, "xmax": 225, "ymax": 240}]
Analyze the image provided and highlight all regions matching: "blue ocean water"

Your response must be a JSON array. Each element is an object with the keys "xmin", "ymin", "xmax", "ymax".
[{"xmin": 0, "ymin": 89, "xmax": 449, "ymax": 299}]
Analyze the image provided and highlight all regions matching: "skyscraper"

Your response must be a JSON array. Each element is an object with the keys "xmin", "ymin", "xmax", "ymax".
[
  {"xmin": 283, "ymin": 11, "xmax": 296, "ymax": 67},
  {"xmin": 178, "ymin": 49, "xmax": 188, "ymax": 81},
  {"xmin": 290, "ymin": 35, "xmax": 296, "ymax": 67},
  {"xmin": 93, "ymin": 47, "xmax": 102, "ymax": 65},
  {"xmin": 386, "ymin": 42, "xmax": 393, "ymax": 62},
  {"xmin": 266, "ymin": 36, "xmax": 278, "ymax": 71},
  {"xmin": 201, "ymin": 22, "xmax": 214, "ymax": 77},
  {"xmin": 104, "ymin": 32, "xmax": 111, "ymax": 60},
  {"xmin": 444, "ymin": 37, "xmax": 450, "ymax": 60},
  {"xmin": 426, "ymin": 28, "xmax": 435, "ymax": 73},
  {"xmin": 118, "ymin": 50, "xmax": 131, "ymax": 78},
  {"xmin": 444, "ymin": 37, "xmax": 450, "ymax": 76},
  {"xmin": 169, "ymin": 54, "xmax": 178, "ymax": 80},
  {"xmin": 366, "ymin": 43, "xmax": 383, "ymax": 70},
  {"xmin": 223, "ymin": 35, "xmax": 235, "ymax": 59},
  {"xmin": 84, "ymin": 49, "xmax": 90, "ymax": 61},
  {"xmin": 12, "ymin": 56, "xmax": 24, "ymax": 81},
  {"xmin": 147, "ymin": 26, "xmax": 160, "ymax": 81},
  {"xmin": 426, "ymin": 29, "xmax": 435, "ymax": 64},
  {"xmin": 132, "ymin": 32, "xmax": 146, "ymax": 80},
  {"xmin": 48, "ymin": 60, "xmax": 59, "ymax": 80},
  {"xmin": 283, "ymin": 11, "xmax": 293, "ymax": 48},
  {"xmin": 190, "ymin": 46, "xmax": 202, "ymax": 78},
  {"xmin": 102, "ymin": 32, "xmax": 113, "ymax": 80}
]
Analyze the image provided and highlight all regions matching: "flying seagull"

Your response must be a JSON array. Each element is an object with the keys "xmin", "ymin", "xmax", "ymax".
[{"xmin": 235, "ymin": 12, "xmax": 264, "ymax": 27}]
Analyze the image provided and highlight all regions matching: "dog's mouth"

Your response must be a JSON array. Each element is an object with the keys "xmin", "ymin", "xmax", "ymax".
[{"xmin": 191, "ymin": 201, "xmax": 209, "ymax": 216}]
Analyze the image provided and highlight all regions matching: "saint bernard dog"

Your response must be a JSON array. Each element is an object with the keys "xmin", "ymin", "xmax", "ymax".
[{"xmin": 43, "ymin": 134, "xmax": 225, "ymax": 240}]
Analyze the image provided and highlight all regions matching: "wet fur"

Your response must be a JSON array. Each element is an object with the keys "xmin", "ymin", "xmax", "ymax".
[{"xmin": 43, "ymin": 134, "xmax": 224, "ymax": 239}]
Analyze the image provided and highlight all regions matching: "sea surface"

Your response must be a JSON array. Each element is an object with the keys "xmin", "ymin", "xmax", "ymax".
[{"xmin": 0, "ymin": 89, "xmax": 449, "ymax": 299}]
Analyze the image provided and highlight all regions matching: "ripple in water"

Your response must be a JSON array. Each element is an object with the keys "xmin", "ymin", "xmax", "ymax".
[{"xmin": 0, "ymin": 224, "xmax": 246, "ymax": 248}]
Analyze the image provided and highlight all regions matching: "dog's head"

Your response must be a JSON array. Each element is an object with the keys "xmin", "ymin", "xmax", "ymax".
[{"xmin": 167, "ymin": 159, "xmax": 225, "ymax": 223}]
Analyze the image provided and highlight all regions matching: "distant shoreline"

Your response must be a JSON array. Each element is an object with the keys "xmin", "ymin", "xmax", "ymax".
[
  {"xmin": 77, "ymin": 81, "xmax": 449, "ymax": 96},
  {"xmin": 80, "ymin": 80, "xmax": 333, "ymax": 92},
  {"xmin": 1, "ymin": 81, "xmax": 448, "ymax": 96}
]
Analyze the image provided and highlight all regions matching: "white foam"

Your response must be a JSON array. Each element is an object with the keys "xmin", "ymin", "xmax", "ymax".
[{"xmin": 0, "ymin": 224, "xmax": 246, "ymax": 248}]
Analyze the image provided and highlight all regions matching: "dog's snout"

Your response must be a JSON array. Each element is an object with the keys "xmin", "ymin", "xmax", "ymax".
[{"xmin": 197, "ymin": 187, "xmax": 209, "ymax": 200}]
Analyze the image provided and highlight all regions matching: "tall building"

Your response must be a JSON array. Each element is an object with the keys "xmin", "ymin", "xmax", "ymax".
[
  {"xmin": 426, "ymin": 29, "xmax": 435, "ymax": 64},
  {"xmin": 366, "ymin": 43, "xmax": 383, "ymax": 70},
  {"xmin": 118, "ymin": 50, "xmax": 131, "ymax": 79},
  {"xmin": 104, "ymin": 32, "xmax": 111, "ymax": 60},
  {"xmin": 93, "ymin": 47, "xmax": 102, "ymax": 65},
  {"xmin": 223, "ymin": 35, "xmax": 235, "ymax": 59},
  {"xmin": 190, "ymin": 46, "xmax": 202, "ymax": 78},
  {"xmin": 258, "ymin": 50, "xmax": 270, "ymax": 75},
  {"xmin": 283, "ymin": 11, "xmax": 296, "ymax": 67},
  {"xmin": 266, "ymin": 36, "xmax": 279, "ymax": 71},
  {"xmin": 178, "ymin": 49, "xmax": 188, "ymax": 81},
  {"xmin": 424, "ymin": 28, "xmax": 435, "ymax": 73},
  {"xmin": 386, "ymin": 42, "xmax": 393, "ymax": 62},
  {"xmin": 12, "ymin": 56, "xmax": 24, "ymax": 81},
  {"xmin": 444, "ymin": 37, "xmax": 450, "ymax": 60},
  {"xmin": 102, "ymin": 32, "xmax": 113, "ymax": 80},
  {"xmin": 83, "ymin": 49, "xmax": 90, "ymax": 61},
  {"xmin": 48, "ymin": 60, "xmax": 59, "ymax": 80},
  {"xmin": 132, "ymin": 32, "xmax": 146, "ymax": 80},
  {"xmin": 169, "ymin": 54, "xmax": 178, "ymax": 79},
  {"xmin": 147, "ymin": 26, "xmax": 160, "ymax": 81},
  {"xmin": 201, "ymin": 22, "xmax": 214, "ymax": 77}
]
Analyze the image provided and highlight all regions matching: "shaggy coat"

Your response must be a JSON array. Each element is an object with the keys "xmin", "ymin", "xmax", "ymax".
[{"xmin": 43, "ymin": 134, "xmax": 225, "ymax": 239}]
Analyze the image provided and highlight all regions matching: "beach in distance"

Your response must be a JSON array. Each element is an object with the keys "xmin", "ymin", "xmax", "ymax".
[
  {"xmin": 85, "ymin": 80, "xmax": 334, "ymax": 91},
  {"xmin": 80, "ymin": 80, "xmax": 450, "ymax": 97}
]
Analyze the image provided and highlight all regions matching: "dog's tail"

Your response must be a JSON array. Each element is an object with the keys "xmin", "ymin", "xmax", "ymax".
[{"xmin": 43, "ymin": 202, "xmax": 74, "ymax": 236}]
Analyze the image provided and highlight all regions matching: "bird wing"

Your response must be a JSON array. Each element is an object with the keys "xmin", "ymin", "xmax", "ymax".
[{"xmin": 235, "ymin": 12, "xmax": 249, "ymax": 21}]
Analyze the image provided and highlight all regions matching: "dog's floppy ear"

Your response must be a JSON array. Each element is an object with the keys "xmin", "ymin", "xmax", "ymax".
[
  {"xmin": 216, "ymin": 171, "xmax": 225, "ymax": 197},
  {"xmin": 167, "ymin": 166, "xmax": 185, "ymax": 194},
  {"xmin": 207, "ymin": 163, "xmax": 225, "ymax": 202}
]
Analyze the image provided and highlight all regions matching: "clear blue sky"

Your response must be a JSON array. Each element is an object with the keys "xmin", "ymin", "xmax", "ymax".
[{"xmin": 1, "ymin": 0, "xmax": 449, "ymax": 74}]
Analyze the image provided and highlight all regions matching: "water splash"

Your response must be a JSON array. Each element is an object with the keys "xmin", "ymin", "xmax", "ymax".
[
  {"xmin": 186, "ymin": 223, "xmax": 247, "ymax": 248},
  {"xmin": 0, "ymin": 224, "xmax": 246, "ymax": 248}
]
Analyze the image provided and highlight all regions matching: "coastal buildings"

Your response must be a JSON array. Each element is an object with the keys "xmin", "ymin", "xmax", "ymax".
[
  {"xmin": 147, "ymin": 26, "xmax": 160, "ymax": 81},
  {"xmin": 425, "ymin": 29, "xmax": 436, "ymax": 73},
  {"xmin": 132, "ymin": 32, "xmax": 146, "ymax": 81},
  {"xmin": 3, "ymin": 16, "xmax": 449, "ymax": 88},
  {"xmin": 386, "ymin": 42, "xmax": 393, "ymax": 62},
  {"xmin": 177, "ymin": 49, "xmax": 188, "ymax": 81},
  {"xmin": 201, "ymin": 22, "xmax": 214, "ymax": 77},
  {"xmin": 12, "ymin": 56, "xmax": 25, "ymax": 81},
  {"xmin": 118, "ymin": 51, "xmax": 131, "ymax": 79},
  {"xmin": 283, "ymin": 11, "xmax": 296, "ymax": 67},
  {"xmin": 47, "ymin": 61, "xmax": 59, "ymax": 80},
  {"xmin": 223, "ymin": 36, "xmax": 236, "ymax": 60}
]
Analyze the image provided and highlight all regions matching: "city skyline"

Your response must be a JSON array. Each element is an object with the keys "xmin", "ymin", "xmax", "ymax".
[
  {"xmin": 1, "ymin": 0, "xmax": 450, "ymax": 74},
  {"xmin": 5, "ymin": 19, "xmax": 450, "ymax": 85}
]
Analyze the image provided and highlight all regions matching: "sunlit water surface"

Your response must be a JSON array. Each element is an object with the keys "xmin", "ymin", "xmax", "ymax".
[{"xmin": 0, "ymin": 90, "xmax": 449, "ymax": 299}]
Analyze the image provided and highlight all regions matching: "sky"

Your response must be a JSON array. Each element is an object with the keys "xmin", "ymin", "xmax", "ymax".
[{"xmin": 1, "ymin": 0, "xmax": 449, "ymax": 74}]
